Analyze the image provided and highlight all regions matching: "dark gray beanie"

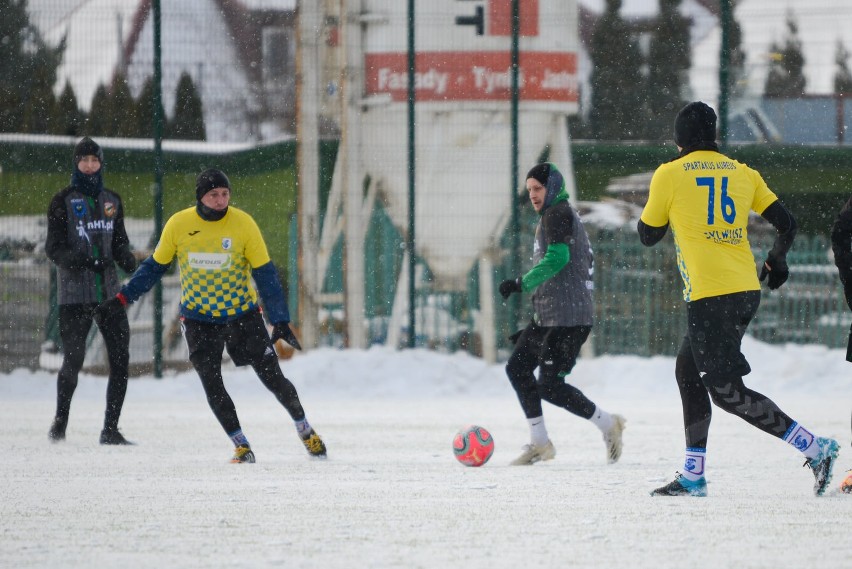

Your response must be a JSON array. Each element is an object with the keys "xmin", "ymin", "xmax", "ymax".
[
  {"xmin": 526, "ymin": 163, "xmax": 551, "ymax": 187},
  {"xmin": 526, "ymin": 162, "xmax": 565, "ymax": 210},
  {"xmin": 196, "ymin": 168, "xmax": 231, "ymax": 201},
  {"xmin": 73, "ymin": 137, "xmax": 104, "ymax": 166},
  {"xmin": 674, "ymin": 102, "xmax": 717, "ymax": 147}
]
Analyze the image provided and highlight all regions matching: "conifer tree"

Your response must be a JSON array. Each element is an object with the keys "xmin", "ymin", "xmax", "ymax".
[
  {"xmin": 646, "ymin": 0, "xmax": 690, "ymax": 140},
  {"xmin": 168, "ymin": 72, "xmax": 206, "ymax": 140},
  {"xmin": 134, "ymin": 76, "xmax": 155, "ymax": 138},
  {"xmin": 724, "ymin": 13, "xmax": 748, "ymax": 99},
  {"xmin": 589, "ymin": 0, "xmax": 646, "ymax": 140},
  {"xmin": 54, "ymin": 81, "xmax": 84, "ymax": 136},
  {"xmin": 21, "ymin": 58, "xmax": 58, "ymax": 133},
  {"xmin": 87, "ymin": 84, "xmax": 110, "ymax": 136},
  {"xmin": 0, "ymin": 0, "xmax": 64, "ymax": 133},
  {"xmin": 764, "ymin": 11, "xmax": 806, "ymax": 98},
  {"xmin": 834, "ymin": 40, "xmax": 852, "ymax": 96},
  {"xmin": 108, "ymin": 73, "xmax": 136, "ymax": 137}
]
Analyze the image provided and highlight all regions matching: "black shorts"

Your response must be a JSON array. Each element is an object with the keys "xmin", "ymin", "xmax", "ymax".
[
  {"xmin": 685, "ymin": 290, "xmax": 760, "ymax": 382},
  {"xmin": 513, "ymin": 320, "xmax": 591, "ymax": 377},
  {"xmin": 181, "ymin": 309, "xmax": 274, "ymax": 367}
]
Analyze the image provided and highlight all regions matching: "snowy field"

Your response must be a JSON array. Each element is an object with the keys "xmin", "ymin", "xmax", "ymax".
[{"xmin": 2, "ymin": 337, "xmax": 851, "ymax": 569}]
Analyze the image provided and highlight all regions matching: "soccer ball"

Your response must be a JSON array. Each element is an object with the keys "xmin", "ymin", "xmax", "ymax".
[
  {"xmin": 453, "ymin": 425, "xmax": 494, "ymax": 467},
  {"xmin": 841, "ymin": 470, "xmax": 852, "ymax": 494}
]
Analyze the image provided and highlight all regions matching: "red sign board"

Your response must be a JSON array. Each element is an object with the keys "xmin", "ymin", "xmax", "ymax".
[
  {"xmin": 365, "ymin": 51, "xmax": 577, "ymax": 103},
  {"xmin": 489, "ymin": 0, "xmax": 539, "ymax": 36}
]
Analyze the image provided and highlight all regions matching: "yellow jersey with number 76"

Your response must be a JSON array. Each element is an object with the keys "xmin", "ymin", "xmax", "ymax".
[{"xmin": 640, "ymin": 150, "xmax": 779, "ymax": 302}]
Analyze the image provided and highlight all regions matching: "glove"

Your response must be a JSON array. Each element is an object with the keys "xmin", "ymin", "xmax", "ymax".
[
  {"xmin": 116, "ymin": 248, "xmax": 139, "ymax": 274},
  {"xmin": 759, "ymin": 254, "xmax": 789, "ymax": 290},
  {"xmin": 271, "ymin": 322, "xmax": 302, "ymax": 350},
  {"xmin": 84, "ymin": 257, "xmax": 111, "ymax": 273},
  {"xmin": 93, "ymin": 295, "xmax": 126, "ymax": 325},
  {"xmin": 499, "ymin": 277, "xmax": 523, "ymax": 299}
]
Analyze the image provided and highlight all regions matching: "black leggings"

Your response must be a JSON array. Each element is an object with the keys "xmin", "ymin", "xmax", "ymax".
[
  {"xmin": 55, "ymin": 303, "xmax": 130, "ymax": 431},
  {"xmin": 842, "ymin": 278, "xmax": 852, "ymax": 361},
  {"xmin": 182, "ymin": 310, "xmax": 305, "ymax": 436},
  {"xmin": 676, "ymin": 291, "xmax": 793, "ymax": 448},
  {"xmin": 506, "ymin": 322, "xmax": 595, "ymax": 420}
]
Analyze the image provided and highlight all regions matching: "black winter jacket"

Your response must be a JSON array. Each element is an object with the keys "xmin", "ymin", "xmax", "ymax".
[
  {"xmin": 46, "ymin": 185, "xmax": 137, "ymax": 305},
  {"xmin": 831, "ymin": 196, "xmax": 852, "ymax": 284}
]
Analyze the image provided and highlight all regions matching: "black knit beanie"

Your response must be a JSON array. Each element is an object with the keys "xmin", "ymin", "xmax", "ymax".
[
  {"xmin": 526, "ymin": 163, "xmax": 551, "ymax": 187},
  {"xmin": 526, "ymin": 162, "xmax": 565, "ymax": 211},
  {"xmin": 196, "ymin": 168, "xmax": 231, "ymax": 201},
  {"xmin": 674, "ymin": 102, "xmax": 717, "ymax": 147},
  {"xmin": 73, "ymin": 136, "xmax": 104, "ymax": 166}
]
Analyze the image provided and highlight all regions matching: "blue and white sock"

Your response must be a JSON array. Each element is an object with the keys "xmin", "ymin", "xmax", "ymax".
[
  {"xmin": 783, "ymin": 422, "xmax": 818, "ymax": 459},
  {"xmin": 681, "ymin": 447, "xmax": 706, "ymax": 482},
  {"xmin": 295, "ymin": 418, "xmax": 313, "ymax": 439},
  {"xmin": 229, "ymin": 429, "xmax": 250, "ymax": 448},
  {"xmin": 528, "ymin": 416, "xmax": 549, "ymax": 447}
]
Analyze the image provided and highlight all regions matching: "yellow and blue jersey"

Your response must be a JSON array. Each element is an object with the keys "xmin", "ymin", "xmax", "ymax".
[
  {"xmin": 153, "ymin": 206, "xmax": 271, "ymax": 321},
  {"xmin": 641, "ymin": 150, "xmax": 778, "ymax": 302}
]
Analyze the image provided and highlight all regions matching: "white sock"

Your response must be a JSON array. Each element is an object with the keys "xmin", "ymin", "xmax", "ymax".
[
  {"xmin": 681, "ymin": 447, "xmax": 706, "ymax": 481},
  {"xmin": 528, "ymin": 416, "xmax": 549, "ymax": 447},
  {"xmin": 783, "ymin": 422, "xmax": 819, "ymax": 459},
  {"xmin": 588, "ymin": 405, "xmax": 614, "ymax": 433}
]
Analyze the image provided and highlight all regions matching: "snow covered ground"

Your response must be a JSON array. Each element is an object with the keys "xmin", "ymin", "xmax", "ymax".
[{"xmin": 2, "ymin": 338, "xmax": 851, "ymax": 569}]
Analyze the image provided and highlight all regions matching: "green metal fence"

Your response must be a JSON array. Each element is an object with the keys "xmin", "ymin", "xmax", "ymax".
[
  {"xmin": 286, "ymin": 204, "xmax": 850, "ymax": 359},
  {"xmin": 591, "ymin": 227, "xmax": 685, "ymax": 356},
  {"xmin": 592, "ymin": 230, "xmax": 848, "ymax": 355},
  {"xmin": 3, "ymin": 137, "xmax": 850, "ymax": 371},
  {"xmin": 3, "ymin": 205, "xmax": 848, "ymax": 373}
]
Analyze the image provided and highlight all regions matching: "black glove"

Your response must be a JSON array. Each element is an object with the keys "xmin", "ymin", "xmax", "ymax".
[
  {"xmin": 84, "ymin": 257, "xmax": 111, "ymax": 273},
  {"xmin": 271, "ymin": 322, "xmax": 302, "ymax": 350},
  {"xmin": 499, "ymin": 277, "xmax": 523, "ymax": 299},
  {"xmin": 116, "ymin": 248, "xmax": 138, "ymax": 274},
  {"xmin": 759, "ymin": 253, "xmax": 789, "ymax": 290},
  {"xmin": 93, "ymin": 296, "xmax": 126, "ymax": 325}
]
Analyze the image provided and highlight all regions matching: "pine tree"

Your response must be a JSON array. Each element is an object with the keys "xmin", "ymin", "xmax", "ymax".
[
  {"xmin": 86, "ymin": 84, "xmax": 110, "ymax": 136},
  {"xmin": 21, "ymin": 57, "xmax": 58, "ymax": 133},
  {"xmin": 725, "ymin": 13, "xmax": 747, "ymax": 99},
  {"xmin": 53, "ymin": 81, "xmax": 84, "ymax": 136},
  {"xmin": 134, "ymin": 76, "xmax": 155, "ymax": 138},
  {"xmin": 168, "ymin": 72, "xmax": 206, "ymax": 140},
  {"xmin": 764, "ymin": 11, "xmax": 806, "ymax": 98},
  {"xmin": 589, "ymin": 0, "xmax": 646, "ymax": 140},
  {"xmin": 834, "ymin": 40, "xmax": 852, "ymax": 96},
  {"xmin": 646, "ymin": 0, "xmax": 690, "ymax": 140},
  {"xmin": 107, "ymin": 73, "xmax": 136, "ymax": 137},
  {"xmin": 0, "ymin": 0, "xmax": 65, "ymax": 133}
]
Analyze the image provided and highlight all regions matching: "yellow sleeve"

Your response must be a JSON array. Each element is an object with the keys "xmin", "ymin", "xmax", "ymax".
[
  {"xmin": 152, "ymin": 215, "xmax": 178, "ymax": 265},
  {"xmin": 242, "ymin": 213, "xmax": 271, "ymax": 268},
  {"xmin": 750, "ymin": 168, "xmax": 779, "ymax": 215},
  {"xmin": 641, "ymin": 165, "xmax": 674, "ymax": 227}
]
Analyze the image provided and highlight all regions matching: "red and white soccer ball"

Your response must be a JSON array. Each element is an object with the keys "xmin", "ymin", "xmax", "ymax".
[{"xmin": 453, "ymin": 425, "xmax": 495, "ymax": 467}]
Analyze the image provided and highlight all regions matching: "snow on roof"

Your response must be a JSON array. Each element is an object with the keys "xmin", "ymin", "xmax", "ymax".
[{"xmin": 27, "ymin": 0, "xmax": 141, "ymax": 106}]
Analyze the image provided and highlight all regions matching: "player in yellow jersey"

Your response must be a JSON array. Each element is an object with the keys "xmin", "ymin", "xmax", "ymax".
[
  {"xmin": 95, "ymin": 169, "xmax": 326, "ymax": 463},
  {"xmin": 639, "ymin": 102, "xmax": 839, "ymax": 496}
]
